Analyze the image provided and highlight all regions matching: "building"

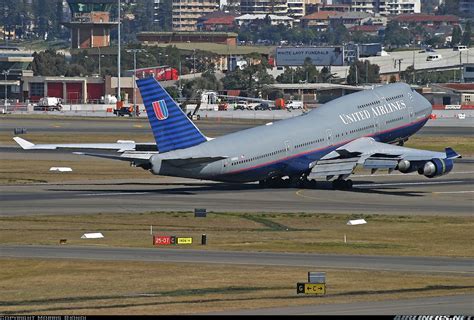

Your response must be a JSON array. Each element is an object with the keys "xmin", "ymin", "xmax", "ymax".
[
  {"xmin": 464, "ymin": 63, "xmax": 474, "ymax": 83},
  {"xmin": 137, "ymin": 31, "xmax": 238, "ymax": 46},
  {"xmin": 459, "ymin": 0, "xmax": 474, "ymax": 15},
  {"xmin": 62, "ymin": 0, "xmax": 118, "ymax": 48},
  {"xmin": 235, "ymin": 14, "xmax": 295, "ymax": 27},
  {"xmin": 300, "ymin": 11, "xmax": 338, "ymax": 30},
  {"xmin": 196, "ymin": 11, "xmax": 238, "ymax": 31},
  {"xmin": 423, "ymin": 83, "xmax": 474, "ymax": 108},
  {"xmin": 329, "ymin": 11, "xmax": 371, "ymax": 28},
  {"xmin": 382, "ymin": 0, "xmax": 421, "ymax": 15},
  {"xmin": 391, "ymin": 14, "xmax": 460, "ymax": 28},
  {"xmin": 22, "ymin": 76, "xmax": 105, "ymax": 104},
  {"xmin": 172, "ymin": 0, "xmax": 220, "ymax": 31},
  {"xmin": 287, "ymin": 0, "xmax": 306, "ymax": 20},
  {"xmin": 240, "ymin": 0, "xmax": 289, "ymax": 15},
  {"xmin": 0, "ymin": 50, "xmax": 34, "ymax": 103}
]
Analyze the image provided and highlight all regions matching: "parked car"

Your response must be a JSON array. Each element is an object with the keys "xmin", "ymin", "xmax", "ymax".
[
  {"xmin": 234, "ymin": 101, "xmax": 248, "ymax": 110},
  {"xmin": 255, "ymin": 102, "xmax": 271, "ymax": 110},
  {"xmin": 453, "ymin": 45, "xmax": 468, "ymax": 51},
  {"xmin": 426, "ymin": 54, "xmax": 442, "ymax": 61},
  {"xmin": 286, "ymin": 100, "xmax": 303, "ymax": 110}
]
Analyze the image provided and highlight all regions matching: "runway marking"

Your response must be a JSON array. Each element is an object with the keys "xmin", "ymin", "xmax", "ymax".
[
  {"xmin": 354, "ymin": 180, "xmax": 466, "ymax": 188},
  {"xmin": 355, "ymin": 171, "xmax": 474, "ymax": 178},
  {"xmin": 432, "ymin": 190, "xmax": 474, "ymax": 194},
  {"xmin": 78, "ymin": 192, "xmax": 152, "ymax": 197}
]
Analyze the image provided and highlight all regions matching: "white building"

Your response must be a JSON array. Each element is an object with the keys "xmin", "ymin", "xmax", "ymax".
[
  {"xmin": 235, "ymin": 14, "xmax": 294, "ymax": 27},
  {"xmin": 240, "ymin": 0, "xmax": 289, "ymax": 15},
  {"xmin": 287, "ymin": 0, "xmax": 306, "ymax": 20},
  {"xmin": 350, "ymin": 0, "xmax": 420, "ymax": 14},
  {"xmin": 172, "ymin": 0, "xmax": 220, "ymax": 31}
]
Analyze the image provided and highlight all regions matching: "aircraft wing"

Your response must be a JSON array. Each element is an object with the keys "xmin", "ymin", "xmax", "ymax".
[
  {"xmin": 14, "ymin": 137, "xmax": 156, "ymax": 152},
  {"xmin": 309, "ymin": 137, "xmax": 461, "ymax": 180}
]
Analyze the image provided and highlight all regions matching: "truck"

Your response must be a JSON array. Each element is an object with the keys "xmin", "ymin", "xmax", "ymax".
[
  {"xmin": 358, "ymin": 43, "xmax": 383, "ymax": 57},
  {"xmin": 33, "ymin": 97, "xmax": 63, "ymax": 111}
]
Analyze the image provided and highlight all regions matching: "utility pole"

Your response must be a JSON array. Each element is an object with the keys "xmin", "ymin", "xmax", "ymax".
[
  {"xmin": 98, "ymin": 46, "xmax": 101, "ymax": 77},
  {"xmin": 117, "ymin": 0, "xmax": 121, "ymax": 102},
  {"xmin": 460, "ymin": 51, "xmax": 464, "ymax": 83},
  {"xmin": 126, "ymin": 49, "xmax": 145, "ymax": 117},
  {"xmin": 394, "ymin": 58, "xmax": 403, "ymax": 81},
  {"xmin": 355, "ymin": 62, "xmax": 358, "ymax": 85},
  {"xmin": 2, "ymin": 70, "xmax": 9, "ymax": 109}
]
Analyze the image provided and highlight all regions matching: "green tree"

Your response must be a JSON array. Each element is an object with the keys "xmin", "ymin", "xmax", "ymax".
[
  {"xmin": 461, "ymin": 21, "xmax": 472, "ymax": 46},
  {"xmin": 32, "ymin": 49, "xmax": 68, "ymax": 76},
  {"xmin": 384, "ymin": 21, "xmax": 410, "ymax": 47},
  {"xmin": 347, "ymin": 60, "xmax": 380, "ymax": 85},
  {"xmin": 451, "ymin": 25, "xmax": 462, "ymax": 46}
]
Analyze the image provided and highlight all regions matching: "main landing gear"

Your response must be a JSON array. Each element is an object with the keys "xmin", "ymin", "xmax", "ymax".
[
  {"xmin": 332, "ymin": 179, "xmax": 353, "ymax": 190},
  {"xmin": 259, "ymin": 175, "xmax": 317, "ymax": 188}
]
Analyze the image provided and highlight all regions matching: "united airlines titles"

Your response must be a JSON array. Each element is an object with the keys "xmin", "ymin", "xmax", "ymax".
[{"xmin": 339, "ymin": 100, "xmax": 407, "ymax": 125}]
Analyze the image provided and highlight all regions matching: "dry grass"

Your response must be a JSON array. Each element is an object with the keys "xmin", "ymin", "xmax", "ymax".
[
  {"xmin": 405, "ymin": 136, "xmax": 474, "ymax": 156},
  {"xmin": 0, "ymin": 157, "xmax": 153, "ymax": 184},
  {"xmin": 0, "ymin": 258, "xmax": 472, "ymax": 315},
  {"xmin": 0, "ymin": 212, "xmax": 472, "ymax": 257}
]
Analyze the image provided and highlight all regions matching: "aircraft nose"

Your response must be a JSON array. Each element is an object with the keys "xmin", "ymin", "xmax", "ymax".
[{"xmin": 414, "ymin": 90, "xmax": 432, "ymax": 114}]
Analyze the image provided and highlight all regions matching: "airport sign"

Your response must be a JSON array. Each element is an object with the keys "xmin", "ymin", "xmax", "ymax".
[
  {"xmin": 297, "ymin": 282, "xmax": 326, "ymax": 295},
  {"xmin": 153, "ymin": 236, "xmax": 171, "ymax": 246},
  {"xmin": 177, "ymin": 237, "xmax": 193, "ymax": 245}
]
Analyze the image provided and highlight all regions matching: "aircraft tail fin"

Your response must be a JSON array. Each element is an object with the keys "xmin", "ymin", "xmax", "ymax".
[{"xmin": 136, "ymin": 77, "xmax": 207, "ymax": 153}]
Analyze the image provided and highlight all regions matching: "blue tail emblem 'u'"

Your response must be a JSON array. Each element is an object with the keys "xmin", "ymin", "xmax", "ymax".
[{"xmin": 137, "ymin": 76, "xmax": 207, "ymax": 153}]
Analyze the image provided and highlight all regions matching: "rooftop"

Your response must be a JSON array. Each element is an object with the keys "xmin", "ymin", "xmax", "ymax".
[
  {"xmin": 301, "ymin": 11, "xmax": 339, "ymax": 20},
  {"xmin": 392, "ymin": 14, "xmax": 460, "ymax": 23}
]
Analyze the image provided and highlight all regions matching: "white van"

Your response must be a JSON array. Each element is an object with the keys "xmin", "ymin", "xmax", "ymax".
[
  {"xmin": 453, "ymin": 45, "xmax": 468, "ymax": 51},
  {"xmin": 426, "ymin": 54, "xmax": 442, "ymax": 61}
]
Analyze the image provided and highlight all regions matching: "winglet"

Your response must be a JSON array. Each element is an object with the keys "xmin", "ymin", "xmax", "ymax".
[
  {"xmin": 445, "ymin": 147, "xmax": 461, "ymax": 159},
  {"xmin": 13, "ymin": 137, "xmax": 35, "ymax": 150}
]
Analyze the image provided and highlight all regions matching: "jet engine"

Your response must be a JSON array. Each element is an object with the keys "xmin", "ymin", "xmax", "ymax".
[
  {"xmin": 422, "ymin": 158, "xmax": 453, "ymax": 178},
  {"xmin": 397, "ymin": 160, "xmax": 422, "ymax": 173}
]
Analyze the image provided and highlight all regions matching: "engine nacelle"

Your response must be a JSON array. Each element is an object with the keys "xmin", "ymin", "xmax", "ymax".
[
  {"xmin": 397, "ymin": 160, "xmax": 423, "ymax": 173},
  {"xmin": 422, "ymin": 158, "xmax": 454, "ymax": 178},
  {"xmin": 397, "ymin": 160, "xmax": 412, "ymax": 173}
]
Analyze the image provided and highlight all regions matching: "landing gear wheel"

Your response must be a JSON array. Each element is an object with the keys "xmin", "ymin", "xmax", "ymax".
[{"xmin": 332, "ymin": 179, "xmax": 353, "ymax": 190}]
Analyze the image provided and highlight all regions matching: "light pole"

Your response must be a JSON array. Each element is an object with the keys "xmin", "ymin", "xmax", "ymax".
[
  {"xmin": 126, "ymin": 49, "xmax": 145, "ymax": 117},
  {"xmin": 2, "ymin": 70, "xmax": 9, "ymax": 109},
  {"xmin": 117, "ymin": 0, "xmax": 121, "ymax": 102},
  {"xmin": 98, "ymin": 46, "xmax": 101, "ymax": 76}
]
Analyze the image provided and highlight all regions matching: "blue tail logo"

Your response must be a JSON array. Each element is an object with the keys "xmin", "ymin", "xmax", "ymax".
[
  {"xmin": 137, "ymin": 76, "xmax": 207, "ymax": 153},
  {"xmin": 152, "ymin": 100, "xmax": 169, "ymax": 120}
]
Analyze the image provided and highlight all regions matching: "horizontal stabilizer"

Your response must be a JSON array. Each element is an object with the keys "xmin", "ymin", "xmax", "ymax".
[
  {"xmin": 13, "ymin": 137, "xmax": 35, "ymax": 150},
  {"xmin": 445, "ymin": 147, "xmax": 461, "ymax": 159}
]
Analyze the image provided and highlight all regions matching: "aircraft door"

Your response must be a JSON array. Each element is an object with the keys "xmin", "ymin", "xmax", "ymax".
[
  {"xmin": 326, "ymin": 129, "xmax": 332, "ymax": 146},
  {"xmin": 284, "ymin": 140, "xmax": 291, "ymax": 155}
]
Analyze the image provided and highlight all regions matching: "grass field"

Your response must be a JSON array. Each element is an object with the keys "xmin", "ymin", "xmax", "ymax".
[
  {"xmin": 0, "ymin": 212, "xmax": 473, "ymax": 258},
  {"xmin": 146, "ymin": 42, "xmax": 275, "ymax": 55},
  {"xmin": 1, "ymin": 258, "xmax": 472, "ymax": 315}
]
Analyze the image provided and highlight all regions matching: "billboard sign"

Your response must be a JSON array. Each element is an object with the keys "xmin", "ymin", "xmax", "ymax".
[{"xmin": 276, "ymin": 47, "xmax": 344, "ymax": 66}]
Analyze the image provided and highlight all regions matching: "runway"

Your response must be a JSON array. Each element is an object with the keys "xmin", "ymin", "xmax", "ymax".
[
  {"xmin": 1, "ymin": 115, "xmax": 473, "ymax": 137},
  {"xmin": 1, "ymin": 160, "xmax": 472, "ymax": 216},
  {"xmin": 1, "ymin": 245, "xmax": 472, "ymax": 275},
  {"xmin": 210, "ymin": 294, "xmax": 474, "ymax": 315}
]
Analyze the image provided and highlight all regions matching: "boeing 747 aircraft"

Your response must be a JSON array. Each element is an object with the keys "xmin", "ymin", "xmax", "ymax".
[{"xmin": 15, "ymin": 78, "xmax": 460, "ymax": 189}]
